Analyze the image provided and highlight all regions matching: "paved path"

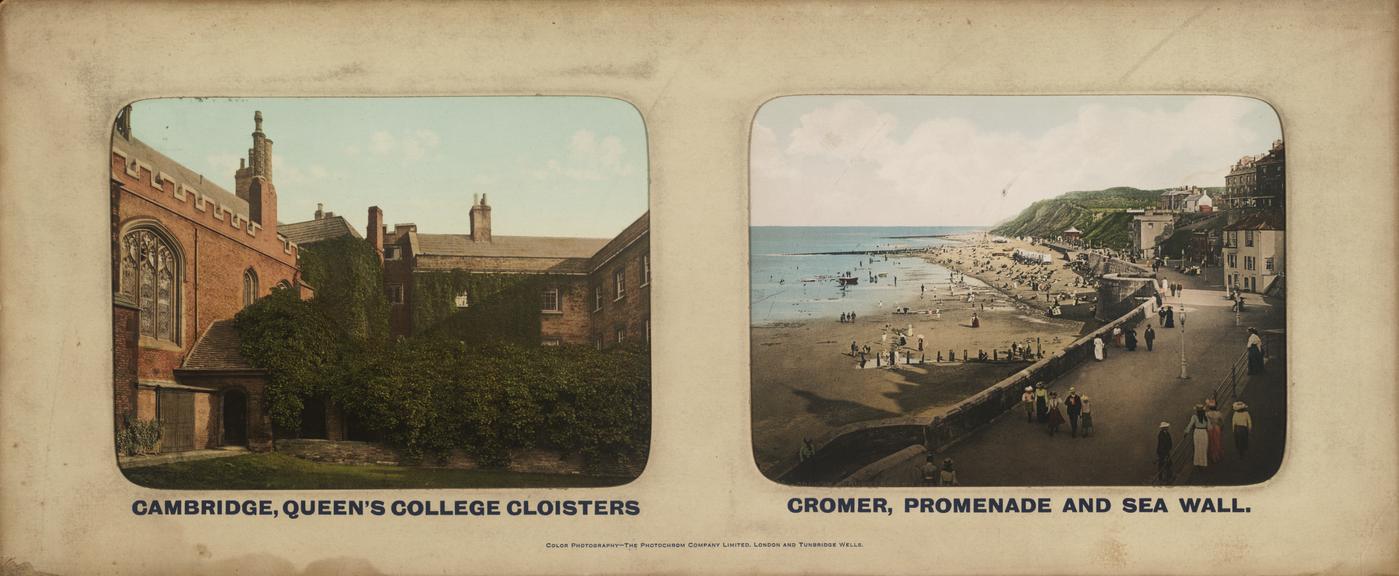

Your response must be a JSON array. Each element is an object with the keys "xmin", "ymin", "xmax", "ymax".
[{"xmin": 894, "ymin": 267, "xmax": 1286, "ymax": 486}]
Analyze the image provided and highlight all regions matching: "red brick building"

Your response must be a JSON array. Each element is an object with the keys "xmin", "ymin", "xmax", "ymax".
[
  {"xmin": 379, "ymin": 195, "xmax": 650, "ymax": 347},
  {"xmin": 111, "ymin": 108, "xmax": 307, "ymax": 454}
]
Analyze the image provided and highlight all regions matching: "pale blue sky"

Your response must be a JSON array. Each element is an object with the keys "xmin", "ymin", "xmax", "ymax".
[
  {"xmin": 129, "ymin": 97, "xmax": 649, "ymax": 238},
  {"xmin": 752, "ymin": 95, "xmax": 1283, "ymax": 226}
]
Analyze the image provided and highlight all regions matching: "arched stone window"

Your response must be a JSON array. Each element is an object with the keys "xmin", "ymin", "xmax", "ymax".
[
  {"xmin": 243, "ymin": 269, "xmax": 259, "ymax": 308},
  {"xmin": 119, "ymin": 225, "xmax": 181, "ymax": 343}
]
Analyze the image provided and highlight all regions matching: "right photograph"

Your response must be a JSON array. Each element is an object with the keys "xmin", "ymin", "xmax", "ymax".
[{"xmin": 750, "ymin": 96, "xmax": 1286, "ymax": 487}]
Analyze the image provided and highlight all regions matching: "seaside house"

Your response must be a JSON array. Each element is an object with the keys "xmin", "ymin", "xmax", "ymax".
[{"xmin": 1222, "ymin": 210, "xmax": 1284, "ymax": 294}]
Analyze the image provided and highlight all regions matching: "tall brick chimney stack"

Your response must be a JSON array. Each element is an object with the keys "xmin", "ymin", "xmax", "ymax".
[
  {"xmin": 234, "ymin": 111, "xmax": 276, "ymax": 226},
  {"xmin": 367, "ymin": 206, "xmax": 384, "ymax": 262},
  {"xmin": 315, "ymin": 203, "xmax": 324, "ymax": 220},
  {"xmin": 469, "ymin": 193, "xmax": 492, "ymax": 242}
]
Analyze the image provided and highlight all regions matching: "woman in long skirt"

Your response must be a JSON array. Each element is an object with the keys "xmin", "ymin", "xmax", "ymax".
[
  {"xmin": 1035, "ymin": 383, "xmax": 1049, "ymax": 423},
  {"xmin": 1205, "ymin": 399, "xmax": 1225, "ymax": 464},
  {"xmin": 1246, "ymin": 328, "xmax": 1265, "ymax": 374},
  {"xmin": 1080, "ymin": 396, "xmax": 1094, "ymax": 437},
  {"xmin": 1231, "ymin": 401, "xmax": 1253, "ymax": 457},
  {"xmin": 1093, "ymin": 336, "xmax": 1105, "ymax": 361},
  {"xmin": 1046, "ymin": 392, "xmax": 1065, "ymax": 436},
  {"xmin": 1125, "ymin": 328, "xmax": 1138, "ymax": 351},
  {"xmin": 1184, "ymin": 405, "xmax": 1210, "ymax": 469}
]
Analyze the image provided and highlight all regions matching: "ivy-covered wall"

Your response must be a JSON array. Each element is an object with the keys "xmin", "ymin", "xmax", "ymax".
[
  {"xmin": 412, "ymin": 270, "xmax": 550, "ymax": 345},
  {"xmin": 297, "ymin": 235, "xmax": 390, "ymax": 343},
  {"xmin": 235, "ymin": 258, "xmax": 650, "ymax": 473}
]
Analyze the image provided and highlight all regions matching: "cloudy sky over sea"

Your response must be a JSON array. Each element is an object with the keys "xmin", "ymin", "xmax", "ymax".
[
  {"xmin": 751, "ymin": 95, "xmax": 1282, "ymax": 227},
  {"xmin": 129, "ymin": 97, "xmax": 648, "ymax": 238}
]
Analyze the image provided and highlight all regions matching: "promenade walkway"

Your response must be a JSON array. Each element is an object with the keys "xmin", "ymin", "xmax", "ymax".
[{"xmin": 890, "ymin": 267, "xmax": 1285, "ymax": 486}]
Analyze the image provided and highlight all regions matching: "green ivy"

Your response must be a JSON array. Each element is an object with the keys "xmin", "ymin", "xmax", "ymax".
[
  {"xmin": 235, "ymin": 286, "xmax": 348, "ymax": 432},
  {"xmin": 297, "ymin": 236, "xmax": 390, "ymax": 343},
  {"xmin": 412, "ymin": 271, "xmax": 550, "ymax": 345},
  {"xmin": 235, "ymin": 265, "xmax": 650, "ymax": 472},
  {"xmin": 117, "ymin": 416, "xmax": 163, "ymax": 456}
]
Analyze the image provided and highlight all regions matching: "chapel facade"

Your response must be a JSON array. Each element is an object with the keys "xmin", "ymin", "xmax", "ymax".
[{"xmin": 111, "ymin": 108, "xmax": 308, "ymax": 454}]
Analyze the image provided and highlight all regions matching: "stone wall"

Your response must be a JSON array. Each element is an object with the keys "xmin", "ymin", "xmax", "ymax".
[{"xmin": 1095, "ymin": 273, "xmax": 1157, "ymax": 322}]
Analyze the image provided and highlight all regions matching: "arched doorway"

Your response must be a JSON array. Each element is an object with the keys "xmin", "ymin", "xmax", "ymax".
[{"xmin": 222, "ymin": 388, "xmax": 248, "ymax": 446}]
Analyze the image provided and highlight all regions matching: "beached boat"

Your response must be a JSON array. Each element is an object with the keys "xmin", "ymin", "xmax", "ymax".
[{"xmin": 837, "ymin": 276, "xmax": 859, "ymax": 286}]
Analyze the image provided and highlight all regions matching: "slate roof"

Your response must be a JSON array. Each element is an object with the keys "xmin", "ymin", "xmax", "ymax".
[
  {"xmin": 416, "ymin": 234, "xmax": 610, "ymax": 259},
  {"xmin": 180, "ymin": 320, "xmax": 259, "ymax": 371},
  {"xmin": 1223, "ymin": 210, "xmax": 1285, "ymax": 231},
  {"xmin": 279, "ymin": 216, "xmax": 363, "ymax": 245},
  {"xmin": 590, "ymin": 212, "xmax": 650, "ymax": 270},
  {"xmin": 115, "ymin": 134, "xmax": 249, "ymax": 216}
]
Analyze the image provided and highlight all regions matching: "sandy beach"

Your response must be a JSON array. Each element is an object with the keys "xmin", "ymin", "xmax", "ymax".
[
  {"xmin": 924, "ymin": 233, "xmax": 1097, "ymax": 312},
  {"xmin": 751, "ymin": 231, "xmax": 1088, "ymax": 478}
]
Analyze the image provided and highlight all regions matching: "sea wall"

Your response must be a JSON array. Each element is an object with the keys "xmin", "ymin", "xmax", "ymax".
[
  {"xmin": 1096, "ymin": 273, "xmax": 1157, "ymax": 321},
  {"xmin": 791, "ymin": 299, "xmax": 1153, "ymax": 486}
]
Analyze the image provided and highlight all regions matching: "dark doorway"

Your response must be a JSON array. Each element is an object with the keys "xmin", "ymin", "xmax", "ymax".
[
  {"xmin": 157, "ymin": 389, "xmax": 196, "ymax": 452},
  {"xmin": 299, "ymin": 397, "xmax": 328, "ymax": 439},
  {"xmin": 222, "ymin": 388, "xmax": 248, "ymax": 446}
]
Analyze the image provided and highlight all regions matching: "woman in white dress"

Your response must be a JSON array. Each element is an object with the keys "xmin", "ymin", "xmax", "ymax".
[
  {"xmin": 1093, "ymin": 336, "xmax": 1106, "ymax": 361},
  {"xmin": 1184, "ymin": 405, "xmax": 1211, "ymax": 469}
]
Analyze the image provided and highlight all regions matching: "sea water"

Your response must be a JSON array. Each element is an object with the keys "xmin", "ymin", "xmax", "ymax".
[{"xmin": 750, "ymin": 226, "xmax": 989, "ymax": 325}]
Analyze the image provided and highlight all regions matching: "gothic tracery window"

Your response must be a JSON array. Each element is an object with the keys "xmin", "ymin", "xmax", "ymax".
[{"xmin": 119, "ymin": 227, "xmax": 180, "ymax": 343}]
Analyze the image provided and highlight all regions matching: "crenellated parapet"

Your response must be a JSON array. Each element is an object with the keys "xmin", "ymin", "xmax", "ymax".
[{"xmin": 112, "ymin": 147, "xmax": 298, "ymax": 259}]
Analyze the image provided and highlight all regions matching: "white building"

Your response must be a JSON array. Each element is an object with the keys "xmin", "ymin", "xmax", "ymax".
[
  {"xmin": 1222, "ymin": 210, "xmax": 1284, "ymax": 293},
  {"xmin": 1129, "ymin": 211, "xmax": 1175, "ymax": 259}
]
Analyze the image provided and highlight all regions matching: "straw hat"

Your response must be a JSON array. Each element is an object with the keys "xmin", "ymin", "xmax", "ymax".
[
  {"xmin": 1232, "ymin": 401, "xmax": 1248, "ymax": 411},
  {"xmin": 1159, "ymin": 421, "xmax": 1171, "ymax": 428}
]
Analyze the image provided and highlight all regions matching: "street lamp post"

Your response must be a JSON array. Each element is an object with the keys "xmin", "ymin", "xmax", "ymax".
[{"xmin": 1178, "ymin": 301, "xmax": 1189, "ymax": 380}]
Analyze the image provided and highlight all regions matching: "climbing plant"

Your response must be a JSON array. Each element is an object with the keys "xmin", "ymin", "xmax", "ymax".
[
  {"xmin": 297, "ymin": 235, "xmax": 390, "ymax": 343},
  {"xmin": 412, "ymin": 271, "xmax": 551, "ymax": 345}
]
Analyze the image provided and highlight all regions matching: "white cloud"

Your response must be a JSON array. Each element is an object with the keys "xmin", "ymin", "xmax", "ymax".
[
  {"xmin": 530, "ymin": 129, "xmax": 636, "ymax": 182},
  {"xmin": 368, "ymin": 129, "xmax": 441, "ymax": 164},
  {"xmin": 271, "ymin": 154, "xmax": 329, "ymax": 186},
  {"xmin": 753, "ymin": 97, "xmax": 1276, "ymax": 226}
]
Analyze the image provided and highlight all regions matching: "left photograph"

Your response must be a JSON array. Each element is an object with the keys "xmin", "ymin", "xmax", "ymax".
[{"xmin": 110, "ymin": 98, "xmax": 651, "ymax": 489}]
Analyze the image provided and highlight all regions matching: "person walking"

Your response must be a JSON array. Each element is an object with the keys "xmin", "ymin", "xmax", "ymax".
[
  {"xmin": 1125, "ymin": 327, "xmax": 1138, "ymax": 351},
  {"xmin": 1185, "ymin": 405, "xmax": 1210, "ymax": 470},
  {"xmin": 938, "ymin": 458, "xmax": 959, "ymax": 486},
  {"xmin": 1064, "ymin": 388, "xmax": 1083, "ymax": 438},
  {"xmin": 1158, "ymin": 305, "xmax": 1167, "ymax": 326},
  {"xmin": 1112, "ymin": 325, "xmax": 1123, "ymax": 347},
  {"xmin": 1022, "ymin": 386, "xmax": 1035, "ymax": 423},
  {"xmin": 1231, "ymin": 401, "xmax": 1253, "ymax": 458},
  {"xmin": 1205, "ymin": 399, "xmax": 1225, "ymax": 464},
  {"xmin": 1246, "ymin": 327, "xmax": 1265, "ymax": 374},
  {"xmin": 1080, "ymin": 396, "xmax": 1094, "ymax": 437},
  {"xmin": 919, "ymin": 453, "xmax": 940, "ymax": 486},
  {"xmin": 970, "ymin": 312, "xmax": 980, "ymax": 328},
  {"xmin": 1093, "ymin": 335, "xmax": 1106, "ymax": 361},
  {"xmin": 1034, "ymin": 383, "xmax": 1049, "ymax": 423},
  {"xmin": 1156, "ymin": 422, "xmax": 1175, "ymax": 484},
  {"xmin": 1164, "ymin": 305, "xmax": 1175, "ymax": 328},
  {"xmin": 1046, "ymin": 392, "xmax": 1065, "ymax": 436},
  {"xmin": 1144, "ymin": 325, "xmax": 1156, "ymax": 351},
  {"xmin": 851, "ymin": 339, "xmax": 859, "ymax": 356}
]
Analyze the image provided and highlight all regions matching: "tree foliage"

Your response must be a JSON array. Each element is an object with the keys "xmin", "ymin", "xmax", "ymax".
[{"xmin": 235, "ymin": 247, "xmax": 650, "ymax": 472}]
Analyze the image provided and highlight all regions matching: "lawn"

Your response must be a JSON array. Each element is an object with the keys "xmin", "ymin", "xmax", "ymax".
[{"xmin": 122, "ymin": 452, "xmax": 635, "ymax": 490}]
